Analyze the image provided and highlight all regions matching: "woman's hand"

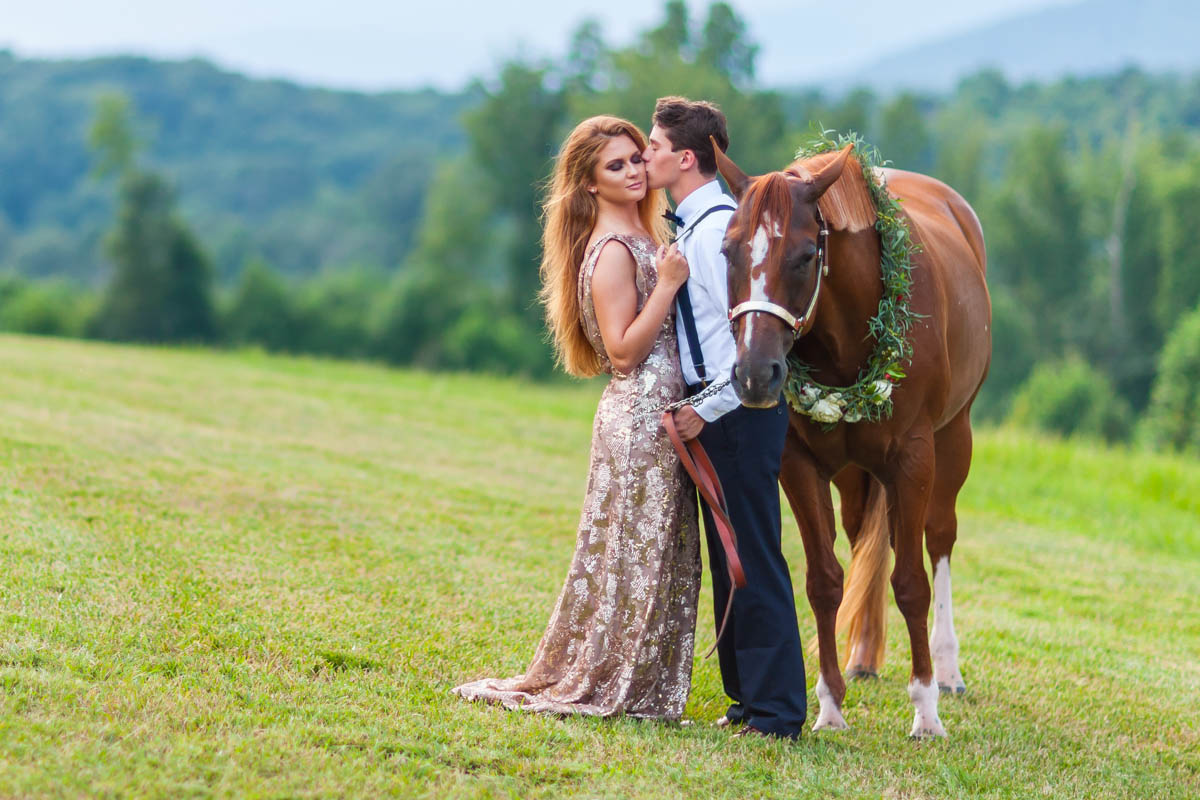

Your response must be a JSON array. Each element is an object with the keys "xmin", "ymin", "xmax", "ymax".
[{"xmin": 656, "ymin": 243, "xmax": 689, "ymax": 290}]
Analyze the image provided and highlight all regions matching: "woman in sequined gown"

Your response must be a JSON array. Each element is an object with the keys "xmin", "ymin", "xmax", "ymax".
[{"xmin": 453, "ymin": 116, "xmax": 702, "ymax": 721}]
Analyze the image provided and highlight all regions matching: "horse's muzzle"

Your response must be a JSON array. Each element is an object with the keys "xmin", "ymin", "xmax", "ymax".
[{"xmin": 732, "ymin": 358, "xmax": 786, "ymax": 408}]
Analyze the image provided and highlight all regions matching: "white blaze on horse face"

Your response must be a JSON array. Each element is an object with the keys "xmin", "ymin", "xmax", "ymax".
[
  {"xmin": 931, "ymin": 556, "xmax": 966, "ymax": 694},
  {"xmin": 748, "ymin": 213, "xmax": 785, "ymax": 292},
  {"xmin": 749, "ymin": 223, "xmax": 771, "ymax": 274},
  {"xmin": 738, "ymin": 213, "xmax": 788, "ymax": 356},
  {"xmin": 908, "ymin": 677, "xmax": 947, "ymax": 738},
  {"xmin": 812, "ymin": 673, "xmax": 849, "ymax": 731}
]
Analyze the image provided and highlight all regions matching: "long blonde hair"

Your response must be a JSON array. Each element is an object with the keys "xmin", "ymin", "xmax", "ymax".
[{"xmin": 539, "ymin": 116, "xmax": 669, "ymax": 377}]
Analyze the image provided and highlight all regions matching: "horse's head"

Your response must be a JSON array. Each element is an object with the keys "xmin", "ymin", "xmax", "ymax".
[{"xmin": 715, "ymin": 140, "xmax": 856, "ymax": 408}]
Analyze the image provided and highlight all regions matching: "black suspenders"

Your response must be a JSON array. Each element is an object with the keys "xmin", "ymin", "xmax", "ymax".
[{"xmin": 673, "ymin": 204, "xmax": 735, "ymax": 387}]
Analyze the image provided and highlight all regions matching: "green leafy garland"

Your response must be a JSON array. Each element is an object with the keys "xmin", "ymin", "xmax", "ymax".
[{"xmin": 783, "ymin": 130, "xmax": 921, "ymax": 428}]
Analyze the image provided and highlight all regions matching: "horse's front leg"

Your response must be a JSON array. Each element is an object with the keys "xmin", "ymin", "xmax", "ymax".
[
  {"xmin": 778, "ymin": 428, "xmax": 846, "ymax": 731},
  {"xmin": 884, "ymin": 427, "xmax": 944, "ymax": 738}
]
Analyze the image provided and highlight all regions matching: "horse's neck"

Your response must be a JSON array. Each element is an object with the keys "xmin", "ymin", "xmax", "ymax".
[{"xmin": 796, "ymin": 229, "xmax": 883, "ymax": 382}]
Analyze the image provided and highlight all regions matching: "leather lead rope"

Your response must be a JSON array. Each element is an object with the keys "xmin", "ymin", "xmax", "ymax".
[{"xmin": 662, "ymin": 411, "xmax": 745, "ymax": 658}]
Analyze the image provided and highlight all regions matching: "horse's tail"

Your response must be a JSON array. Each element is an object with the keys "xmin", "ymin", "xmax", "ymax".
[{"xmin": 837, "ymin": 478, "xmax": 892, "ymax": 674}]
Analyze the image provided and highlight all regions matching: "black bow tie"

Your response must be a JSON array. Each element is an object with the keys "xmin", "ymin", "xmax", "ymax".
[{"xmin": 663, "ymin": 209, "xmax": 684, "ymax": 228}]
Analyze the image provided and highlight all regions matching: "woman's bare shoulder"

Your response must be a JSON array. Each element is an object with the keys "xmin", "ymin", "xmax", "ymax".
[{"xmin": 590, "ymin": 235, "xmax": 638, "ymax": 291}]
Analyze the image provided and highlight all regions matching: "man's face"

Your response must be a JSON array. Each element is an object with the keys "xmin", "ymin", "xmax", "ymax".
[{"xmin": 643, "ymin": 124, "xmax": 684, "ymax": 191}]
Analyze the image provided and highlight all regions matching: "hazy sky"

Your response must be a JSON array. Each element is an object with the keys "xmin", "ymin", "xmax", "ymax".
[{"xmin": 1, "ymin": 0, "xmax": 1076, "ymax": 91}]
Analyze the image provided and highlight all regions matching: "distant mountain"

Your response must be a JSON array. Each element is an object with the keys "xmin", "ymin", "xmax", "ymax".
[
  {"xmin": 838, "ymin": 0, "xmax": 1200, "ymax": 93},
  {"xmin": 0, "ymin": 52, "xmax": 473, "ymax": 280}
]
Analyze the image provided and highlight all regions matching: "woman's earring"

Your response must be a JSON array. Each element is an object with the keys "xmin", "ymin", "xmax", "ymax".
[{"xmin": 588, "ymin": 187, "xmax": 597, "ymax": 194}]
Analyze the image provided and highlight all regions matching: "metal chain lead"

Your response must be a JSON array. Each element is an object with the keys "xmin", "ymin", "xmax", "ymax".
[{"xmin": 663, "ymin": 378, "xmax": 732, "ymax": 413}]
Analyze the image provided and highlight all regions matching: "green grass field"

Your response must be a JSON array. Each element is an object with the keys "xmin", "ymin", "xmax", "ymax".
[{"xmin": 1, "ymin": 333, "xmax": 1197, "ymax": 798}]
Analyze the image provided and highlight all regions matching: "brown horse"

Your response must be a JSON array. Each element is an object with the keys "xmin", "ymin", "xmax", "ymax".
[{"xmin": 713, "ymin": 142, "xmax": 990, "ymax": 737}]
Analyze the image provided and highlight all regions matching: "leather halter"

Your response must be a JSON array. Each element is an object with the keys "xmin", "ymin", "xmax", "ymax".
[{"xmin": 727, "ymin": 203, "xmax": 830, "ymax": 339}]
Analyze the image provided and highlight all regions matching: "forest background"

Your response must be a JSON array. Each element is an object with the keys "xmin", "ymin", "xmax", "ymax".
[{"xmin": 2, "ymin": 0, "xmax": 1200, "ymax": 450}]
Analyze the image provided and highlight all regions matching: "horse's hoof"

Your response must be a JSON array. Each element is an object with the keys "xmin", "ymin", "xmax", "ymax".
[
  {"xmin": 812, "ymin": 705, "xmax": 849, "ymax": 731},
  {"xmin": 846, "ymin": 666, "xmax": 879, "ymax": 680},
  {"xmin": 909, "ymin": 725, "xmax": 948, "ymax": 740},
  {"xmin": 938, "ymin": 682, "xmax": 966, "ymax": 696},
  {"xmin": 907, "ymin": 729, "xmax": 945, "ymax": 743},
  {"xmin": 812, "ymin": 716, "xmax": 849, "ymax": 732}
]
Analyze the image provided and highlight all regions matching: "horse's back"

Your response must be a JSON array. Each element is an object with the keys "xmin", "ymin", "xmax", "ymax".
[
  {"xmin": 879, "ymin": 168, "xmax": 991, "ymax": 425},
  {"xmin": 880, "ymin": 168, "xmax": 986, "ymax": 276}
]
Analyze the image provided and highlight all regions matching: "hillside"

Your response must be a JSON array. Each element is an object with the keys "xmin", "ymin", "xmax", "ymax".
[
  {"xmin": 0, "ymin": 52, "xmax": 473, "ymax": 280},
  {"xmin": 842, "ymin": 0, "xmax": 1200, "ymax": 92},
  {"xmin": 0, "ymin": 334, "xmax": 1195, "ymax": 796}
]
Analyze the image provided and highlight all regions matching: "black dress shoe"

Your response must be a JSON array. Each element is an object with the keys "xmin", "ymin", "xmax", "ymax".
[
  {"xmin": 731, "ymin": 724, "xmax": 773, "ymax": 739},
  {"xmin": 716, "ymin": 703, "xmax": 746, "ymax": 727},
  {"xmin": 732, "ymin": 724, "xmax": 802, "ymax": 741}
]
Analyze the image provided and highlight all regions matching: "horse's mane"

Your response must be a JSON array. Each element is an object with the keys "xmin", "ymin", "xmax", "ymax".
[
  {"xmin": 731, "ymin": 172, "xmax": 795, "ymax": 275},
  {"xmin": 787, "ymin": 151, "xmax": 877, "ymax": 233}
]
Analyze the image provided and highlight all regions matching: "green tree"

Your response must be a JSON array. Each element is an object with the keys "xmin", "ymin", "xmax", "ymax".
[
  {"xmin": 371, "ymin": 156, "xmax": 541, "ymax": 369},
  {"xmin": 643, "ymin": 0, "xmax": 692, "ymax": 58},
  {"xmin": 0, "ymin": 277, "xmax": 95, "ymax": 337},
  {"xmin": 826, "ymin": 88, "xmax": 876, "ymax": 139},
  {"xmin": 878, "ymin": 93, "xmax": 933, "ymax": 173},
  {"xmin": 1139, "ymin": 305, "xmax": 1200, "ymax": 453},
  {"xmin": 570, "ymin": 2, "xmax": 790, "ymax": 173},
  {"xmin": 932, "ymin": 118, "xmax": 986, "ymax": 204},
  {"xmin": 88, "ymin": 96, "xmax": 216, "ymax": 343},
  {"xmin": 954, "ymin": 70, "xmax": 1011, "ymax": 119},
  {"xmin": 291, "ymin": 266, "xmax": 384, "ymax": 357},
  {"xmin": 92, "ymin": 170, "xmax": 217, "ymax": 342},
  {"xmin": 986, "ymin": 126, "xmax": 1091, "ymax": 356},
  {"xmin": 698, "ymin": 2, "xmax": 758, "ymax": 87},
  {"xmin": 564, "ymin": 19, "xmax": 609, "ymax": 93},
  {"xmin": 88, "ymin": 93, "xmax": 138, "ymax": 179},
  {"xmin": 358, "ymin": 152, "xmax": 437, "ymax": 269},
  {"xmin": 463, "ymin": 62, "xmax": 565, "ymax": 323},
  {"xmin": 973, "ymin": 287, "xmax": 1038, "ymax": 421},
  {"xmin": 222, "ymin": 257, "xmax": 297, "ymax": 351},
  {"xmin": 1155, "ymin": 154, "xmax": 1200, "ymax": 334},
  {"xmin": 1009, "ymin": 355, "xmax": 1132, "ymax": 443},
  {"xmin": 1105, "ymin": 141, "xmax": 1166, "ymax": 410}
]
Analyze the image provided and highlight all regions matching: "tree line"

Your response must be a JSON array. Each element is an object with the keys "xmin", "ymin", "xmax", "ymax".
[{"xmin": 2, "ymin": 1, "xmax": 1199, "ymax": 453}]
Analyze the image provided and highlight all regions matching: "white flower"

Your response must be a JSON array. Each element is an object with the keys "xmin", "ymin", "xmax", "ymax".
[
  {"xmin": 826, "ymin": 392, "xmax": 846, "ymax": 407},
  {"xmin": 808, "ymin": 399, "xmax": 843, "ymax": 423},
  {"xmin": 843, "ymin": 408, "xmax": 863, "ymax": 423},
  {"xmin": 801, "ymin": 384, "xmax": 821, "ymax": 402},
  {"xmin": 873, "ymin": 380, "xmax": 893, "ymax": 401}
]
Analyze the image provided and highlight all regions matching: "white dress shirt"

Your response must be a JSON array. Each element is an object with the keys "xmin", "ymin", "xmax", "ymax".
[{"xmin": 672, "ymin": 180, "xmax": 742, "ymax": 422}]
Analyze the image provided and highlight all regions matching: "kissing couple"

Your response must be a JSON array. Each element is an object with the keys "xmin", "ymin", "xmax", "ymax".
[{"xmin": 454, "ymin": 97, "xmax": 808, "ymax": 740}]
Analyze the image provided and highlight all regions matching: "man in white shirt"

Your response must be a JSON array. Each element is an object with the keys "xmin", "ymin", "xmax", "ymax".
[{"xmin": 643, "ymin": 97, "xmax": 807, "ymax": 740}]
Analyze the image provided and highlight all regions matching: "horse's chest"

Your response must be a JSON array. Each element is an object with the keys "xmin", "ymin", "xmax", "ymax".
[{"xmin": 792, "ymin": 418, "xmax": 900, "ymax": 476}]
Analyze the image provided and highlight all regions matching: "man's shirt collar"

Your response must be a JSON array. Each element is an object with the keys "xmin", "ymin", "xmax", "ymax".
[{"xmin": 674, "ymin": 180, "xmax": 726, "ymax": 227}]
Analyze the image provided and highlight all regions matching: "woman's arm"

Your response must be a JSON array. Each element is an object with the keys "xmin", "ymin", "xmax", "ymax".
[{"xmin": 591, "ymin": 240, "xmax": 688, "ymax": 374}]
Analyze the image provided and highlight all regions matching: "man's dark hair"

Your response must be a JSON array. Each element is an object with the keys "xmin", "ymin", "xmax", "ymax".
[{"xmin": 652, "ymin": 96, "xmax": 730, "ymax": 177}]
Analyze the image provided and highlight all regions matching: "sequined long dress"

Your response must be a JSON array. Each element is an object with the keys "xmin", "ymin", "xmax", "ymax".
[{"xmin": 453, "ymin": 232, "xmax": 701, "ymax": 720}]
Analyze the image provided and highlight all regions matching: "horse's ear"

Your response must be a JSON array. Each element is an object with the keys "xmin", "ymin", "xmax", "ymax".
[
  {"xmin": 810, "ymin": 143, "xmax": 855, "ymax": 197},
  {"xmin": 711, "ymin": 135, "xmax": 750, "ymax": 199}
]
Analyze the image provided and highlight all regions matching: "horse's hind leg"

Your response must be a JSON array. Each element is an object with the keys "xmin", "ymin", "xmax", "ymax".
[
  {"xmin": 884, "ymin": 426, "xmax": 943, "ymax": 737},
  {"xmin": 926, "ymin": 408, "xmax": 973, "ymax": 695}
]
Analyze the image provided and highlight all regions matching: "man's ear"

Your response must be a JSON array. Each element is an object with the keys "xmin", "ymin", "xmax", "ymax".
[{"xmin": 678, "ymin": 149, "xmax": 696, "ymax": 172}]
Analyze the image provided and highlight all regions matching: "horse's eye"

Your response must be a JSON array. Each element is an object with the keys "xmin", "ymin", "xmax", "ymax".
[{"xmin": 793, "ymin": 248, "xmax": 817, "ymax": 269}]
